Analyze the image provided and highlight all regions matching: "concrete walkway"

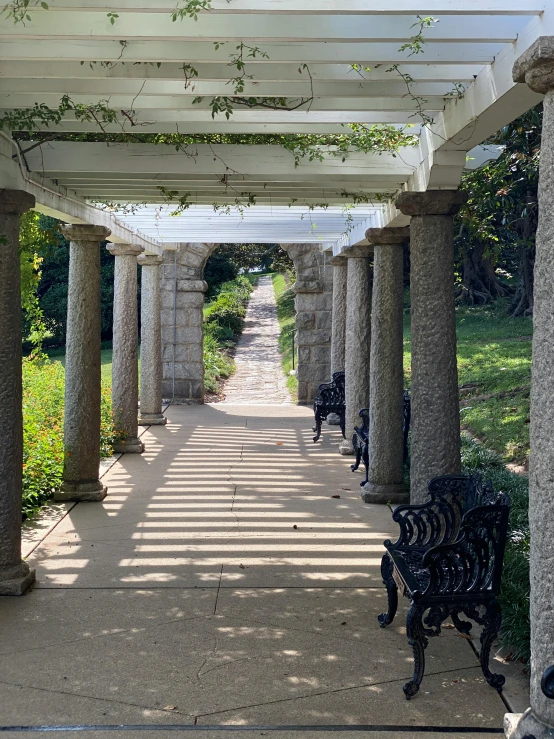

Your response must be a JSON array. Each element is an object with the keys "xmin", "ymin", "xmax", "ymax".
[
  {"xmin": 0, "ymin": 404, "xmax": 512, "ymax": 736},
  {"xmin": 221, "ymin": 276, "xmax": 292, "ymax": 404}
]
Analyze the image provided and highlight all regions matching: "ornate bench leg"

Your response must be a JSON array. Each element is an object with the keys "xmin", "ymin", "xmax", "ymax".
[
  {"xmin": 313, "ymin": 411, "xmax": 323, "ymax": 442},
  {"xmin": 478, "ymin": 600, "xmax": 505, "ymax": 691},
  {"xmin": 404, "ymin": 604, "xmax": 428, "ymax": 700},
  {"xmin": 351, "ymin": 435, "xmax": 362, "ymax": 472},
  {"xmin": 361, "ymin": 440, "xmax": 369, "ymax": 486},
  {"xmin": 378, "ymin": 554, "xmax": 398, "ymax": 628}
]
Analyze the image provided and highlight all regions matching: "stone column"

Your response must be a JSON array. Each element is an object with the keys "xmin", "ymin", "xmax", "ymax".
[
  {"xmin": 339, "ymin": 245, "xmax": 373, "ymax": 455},
  {"xmin": 330, "ymin": 255, "xmax": 347, "ymax": 374},
  {"xmin": 0, "ymin": 190, "xmax": 36, "ymax": 595},
  {"xmin": 55, "ymin": 224, "xmax": 110, "ymax": 502},
  {"xmin": 281, "ymin": 244, "xmax": 333, "ymax": 405},
  {"xmin": 107, "ymin": 243, "xmax": 144, "ymax": 453},
  {"xmin": 396, "ymin": 190, "xmax": 466, "ymax": 503},
  {"xmin": 138, "ymin": 254, "xmax": 166, "ymax": 426},
  {"xmin": 327, "ymin": 255, "xmax": 348, "ymax": 425},
  {"xmin": 161, "ymin": 244, "xmax": 216, "ymax": 402},
  {"xmin": 362, "ymin": 227, "xmax": 410, "ymax": 504},
  {"xmin": 504, "ymin": 38, "xmax": 554, "ymax": 739}
]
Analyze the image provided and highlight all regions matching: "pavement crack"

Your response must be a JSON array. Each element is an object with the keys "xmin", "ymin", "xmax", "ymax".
[{"xmin": 0, "ymin": 678, "xmax": 194, "ymax": 718}]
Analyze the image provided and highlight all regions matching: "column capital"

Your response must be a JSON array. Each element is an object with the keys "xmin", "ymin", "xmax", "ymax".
[
  {"xmin": 341, "ymin": 244, "xmax": 374, "ymax": 258},
  {"xmin": 365, "ymin": 227, "xmax": 410, "ymax": 246},
  {"xmin": 61, "ymin": 224, "xmax": 111, "ymax": 242},
  {"xmin": 513, "ymin": 36, "xmax": 554, "ymax": 94},
  {"xmin": 0, "ymin": 190, "xmax": 35, "ymax": 215},
  {"xmin": 107, "ymin": 242, "xmax": 144, "ymax": 258},
  {"xmin": 329, "ymin": 255, "xmax": 347, "ymax": 266},
  {"xmin": 138, "ymin": 253, "xmax": 163, "ymax": 267},
  {"xmin": 396, "ymin": 190, "xmax": 467, "ymax": 216}
]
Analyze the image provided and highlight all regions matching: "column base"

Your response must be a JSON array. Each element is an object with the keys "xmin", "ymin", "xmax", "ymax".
[
  {"xmin": 55, "ymin": 480, "xmax": 107, "ymax": 502},
  {"xmin": 138, "ymin": 413, "xmax": 167, "ymax": 426},
  {"xmin": 505, "ymin": 709, "xmax": 554, "ymax": 738},
  {"xmin": 0, "ymin": 561, "xmax": 36, "ymax": 596},
  {"xmin": 361, "ymin": 482, "xmax": 408, "ymax": 505},
  {"xmin": 326, "ymin": 413, "xmax": 341, "ymax": 425},
  {"xmin": 339, "ymin": 440, "xmax": 354, "ymax": 455},
  {"xmin": 113, "ymin": 438, "xmax": 145, "ymax": 454}
]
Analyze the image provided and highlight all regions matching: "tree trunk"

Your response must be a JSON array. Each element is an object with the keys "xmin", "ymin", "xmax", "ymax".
[
  {"xmin": 457, "ymin": 241, "xmax": 510, "ymax": 305},
  {"xmin": 510, "ymin": 189, "xmax": 536, "ymax": 317}
]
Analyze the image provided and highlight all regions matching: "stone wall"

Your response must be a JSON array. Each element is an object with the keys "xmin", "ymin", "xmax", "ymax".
[
  {"xmin": 282, "ymin": 244, "xmax": 333, "ymax": 405},
  {"xmin": 160, "ymin": 243, "xmax": 215, "ymax": 402}
]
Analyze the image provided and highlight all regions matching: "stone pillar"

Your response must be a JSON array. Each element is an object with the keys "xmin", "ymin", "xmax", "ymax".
[
  {"xmin": 504, "ymin": 38, "xmax": 554, "ymax": 739},
  {"xmin": 362, "ymin": 227, "xmax": 410, "ymax": 504},
  {"xmin": 330, "ymin": 255, "xmax": 347, "ymax": 374},
  {"xmin": 55, "ymin": 224, "xmax": 110, "ymax": 502},
  {"xmin": 106, "ymin": 243, "xmax": 144, "ymax": 453},
  {"xmin": 281, "ymin": 244, "xmax": 333, "ymax": 405},
  {"xmin": 396, "ymin": 190, "xmax": 466, "ymax": 503},
  {"xmin": 161, "ymin": 244, "xmax": 215, "ymax": 402},
  {"xmin": 138, "ymin": 254, "xmax": 166, "ymax": 426},
  {"xmin": 339, "ymin": 245, "xmax": 373, "ymax": 455},
  {"xmin": 0, "ymin": 190, "xmax": 36, "ymax": 595}
]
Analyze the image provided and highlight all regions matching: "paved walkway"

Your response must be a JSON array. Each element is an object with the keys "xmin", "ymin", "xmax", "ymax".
[
  {"xmin": 0, "ymin": 404, "xmax": 513, "ymax": 736},
  {"xmin": 221, "ymin": 275, "xmax": 292, "ymax": 404}
]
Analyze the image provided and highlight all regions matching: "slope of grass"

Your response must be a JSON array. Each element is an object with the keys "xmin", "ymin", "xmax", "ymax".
[
  {"xmin": 272, "ymin": 272, "xmax": 298, "ymax": 399},
  {"xmin": 403, "ymin": 300, "xmax": 532, "ymax": 465}
]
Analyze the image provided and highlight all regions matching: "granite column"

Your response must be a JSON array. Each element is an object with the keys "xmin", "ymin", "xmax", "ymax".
[
  {"xmin": 362, "ymin": 227, "xmax": 410, "ymax": 504},
  {"xmin": 396, "ymin": 191, "xmax": 466, "ymax": 503},
  {"xmin": 107, "ymin": 243, "xmax": 144, "ymax": 453},
  {"xmin": 330, "ymin": 255, "xmax": 347, "ymax": 374},
  {"xmin": 504, "ymin": 37, "xmax": 554, "ymax": 739},
  {"xmin": 339, "ymin": 245, "xmax": 372, "ymax": 455},
  {"xmin": 0, "ymin": 190, "xmax": 36, "ymax": 595},
  {"xmin": 55, "ymin": 224, "xmax": 110, "ymax": 502},
  {"xmin": 138, "ymin": 254, "xmax": 166, "ymax": 426}
]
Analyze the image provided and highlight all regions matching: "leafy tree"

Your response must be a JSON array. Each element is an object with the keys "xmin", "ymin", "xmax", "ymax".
[
  {"xmin": 456, "ymin": 105, "xmax": 541, "ymax": 315},
  {"xmin": 36, "ymin": 215, "xmax": 116, "ymax": 345}
]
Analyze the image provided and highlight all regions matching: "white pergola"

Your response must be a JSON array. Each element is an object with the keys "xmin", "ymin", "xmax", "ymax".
[{"xmin": 0, "ymin": 0, "xmax": 550, "ymax": 247}]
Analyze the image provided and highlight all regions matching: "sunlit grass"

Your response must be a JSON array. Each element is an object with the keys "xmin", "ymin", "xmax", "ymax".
[
  {"xmin": 403, "ymin": 300, "xmax": 532, "ymax": 464},
  {"xmin": 272, "ymin": 272, "xmax": 298, "ymax": 399}
]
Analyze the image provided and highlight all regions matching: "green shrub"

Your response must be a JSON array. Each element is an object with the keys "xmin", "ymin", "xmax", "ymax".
[
  {"xmin": 22, "ymin": 358, "xmax": 65, "ymax": 518},
  {"xmin": 272, "ymin": 273, "xmax": 298, "ymax": 398},
  {"xmin": 22, "ymin": 356, "xmax": 116, "ymax": 519},
  {"xmin": 461, "ymin": 434, "xmax": 530, "ymax": 661}
]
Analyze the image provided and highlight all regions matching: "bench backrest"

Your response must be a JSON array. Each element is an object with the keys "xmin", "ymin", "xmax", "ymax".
[
  {"xmin": 315, "ymin": 371, "xmax": 345, "ymax": 406},
  {"xmin": 393, "ymin": 473, "xmax": 499, "ymax": 551},
  {"xmin": 423, "ymin": 493, "xmax": 511, "ymax": 596}
]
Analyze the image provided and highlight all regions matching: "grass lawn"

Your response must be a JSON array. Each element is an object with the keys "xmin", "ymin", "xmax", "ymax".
[
  {"xmin": 271, "ymin": 272, "xmax": 298, "ymax": 400},
  {"xmin": 48, "ymin": 346, "xmax": 114, "ymax": 384},
  {"xmin": 403, "ymin": 301, "xmax": 532, "ymax": 466}
]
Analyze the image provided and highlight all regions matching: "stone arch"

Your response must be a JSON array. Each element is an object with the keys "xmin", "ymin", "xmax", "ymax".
[
  {"xmin": 281, "ymin": 244, "xmax": 333, "ymax": 405},
  {"xmin": 160, "ymin": 243, "xmax": 216, "ymax": 403}
]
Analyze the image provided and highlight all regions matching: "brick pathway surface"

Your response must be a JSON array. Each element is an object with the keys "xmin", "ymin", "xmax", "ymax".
[{"xmin": 221, "ymin": 275, "xmax": 292, "ymax": 404}]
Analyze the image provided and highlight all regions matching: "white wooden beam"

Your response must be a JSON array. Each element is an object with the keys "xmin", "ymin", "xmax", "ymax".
[
  {"xmin": 0, "ymin": 78, "xmax": 466, "ymax": 98},
  {"xmin": 0, "ymin": 39, "xmax": 505, "ymax": 64},
  {"xmin": 0, "ymin": 94, "xmax": 446, "ymax": 112},
  {"xmin": 25, "ymin": 1, "xmax": 546, "ymax": 15},
  {"xmin": 23, "ymin": 142, "xmax": 422, "ymax": 177},
  {"xmin": 0, "ymin": 60, "xmax": 485, "ymax": 82},
  {"xmin": 0, "ymin": 12, "xmax": 525, "ymax": 43}
]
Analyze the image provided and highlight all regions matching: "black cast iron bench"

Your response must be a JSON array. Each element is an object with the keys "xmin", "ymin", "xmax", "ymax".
[
  {"xmin": 351, "ymin": 390, "xmax": 411, "ymax": 485},
  {"xmin": 378, "ymin": 473, "xmax": 510, "ymax": 699},
  {"xmin": 313, "ymin": 371, "xmax": 345, "ymax": 442}
]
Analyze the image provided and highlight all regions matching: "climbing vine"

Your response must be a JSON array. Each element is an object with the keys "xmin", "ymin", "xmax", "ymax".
[{"xmin": 0, "ymin": 5, "xmax": 466, "ymax": 229}]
